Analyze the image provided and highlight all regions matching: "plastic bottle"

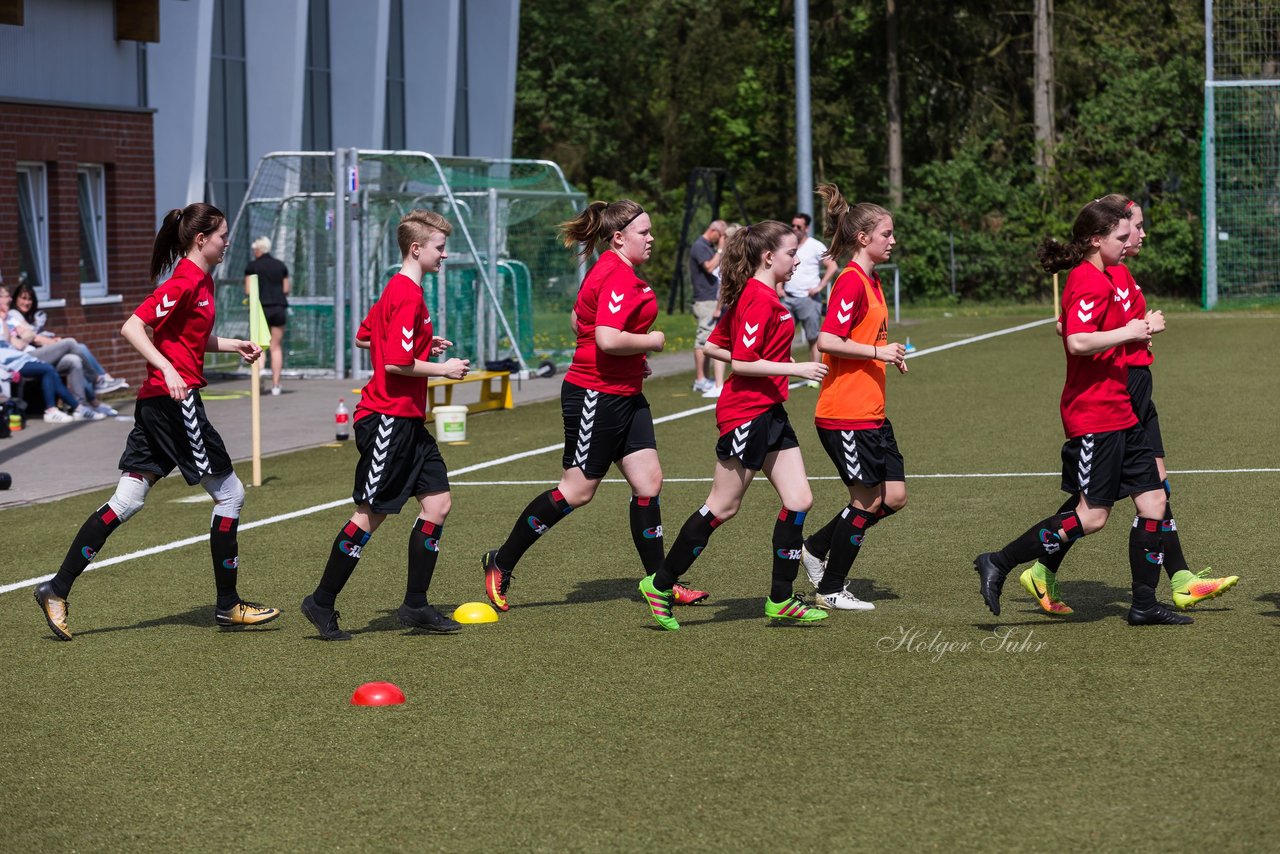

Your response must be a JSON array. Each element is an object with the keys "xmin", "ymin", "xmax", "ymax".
[{"xmin": 335, "ymin": 398, "xmax": 350, "ymax": 441}]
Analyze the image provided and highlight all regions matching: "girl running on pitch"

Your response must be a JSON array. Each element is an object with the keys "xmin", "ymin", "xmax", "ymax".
[
  {"xmin": 974, "ymin": 196, "xmax": 1190, "ymax": 625},
  {"xmin": 1019, "ymin": 195, "xmax": 1237, "ymax": 615},
  {"xmin": 639, "ymin": 220, "xmax": 830, "ymax": 631},
  {"xmin": 34, "ymin": 203, "xmax": 280, "ymax": 641},
  {"xmin": 801, "ymin": 185, "xmax": 909, "ymax": 611},
  {"xmin": 481, "ymin": 200, "xmax": 709, "ymax": 610}
]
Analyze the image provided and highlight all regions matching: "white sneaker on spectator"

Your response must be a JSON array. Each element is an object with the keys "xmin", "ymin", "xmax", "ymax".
[
  {"xmin": 701, "ymin": 385, "xmax": 722, "ymax": 399},
  {"xmin": 93, "ymin": 402, "xmax": 119, "ymax": 417},
  {"xmin": 75, "ymin": 404, "xmax": 107, "ymax": 421},
  {"xmin": 801, "ymin": 544, "xmax": 827, "ymax": 589},
  {"xmin": 815, "ymin": 587, "xmax": 875, "ymax": 611},
  {"xmin": 44, "ymin": 408, "xmax": 73, "ymax": 423},
  {"xmin": 95, "ymin": 376, "xmax": 129, "ymax": 394},
  {"xmin": 692, "ymin": 378, "xmax": 712, "ymax": 393},
  {"xmin": 270, "ymin": 385, "xmax": 282, "ymax": 396}
]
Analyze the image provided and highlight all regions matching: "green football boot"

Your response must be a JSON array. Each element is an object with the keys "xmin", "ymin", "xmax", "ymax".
[
  {"xmin": 764, "ymin": 593, "xmax": 829, "ymax": 624},
  {"xmin": 639, "ymin": 574, "xmax": 680, "ymax": 631}
]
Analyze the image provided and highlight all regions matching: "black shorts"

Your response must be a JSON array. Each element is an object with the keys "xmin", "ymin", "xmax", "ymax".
[
  {"xmin": 561, "ymin": 381, "xmax": 656, "ymax": 480},
  {"xmin": 716, "ymin": 405, "xmax": 799, "ymax": 471},
  {"xmin": 1127, "ymin": 366, "xmax": 1164, "ymax": 458},
  {"xmin": 816, "ymin": 420, "xmax": 906, "ymax": 487},
  {"xmin": 352, "ymin": 413, "xmax": 450, "ymax": 514},
  {"xmin": 263, "ymin": 304, "xmax": 288, "ymax": 328},
  {"xmin": 119, "ymin": 391, "xmax": 234, "ymax": 485},
  {"xmin": 1060, "ymin": 424, "xmax": 1161, "ymax": 507}
]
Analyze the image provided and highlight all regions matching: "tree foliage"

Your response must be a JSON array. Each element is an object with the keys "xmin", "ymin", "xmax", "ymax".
[{"xmin": 514, "ymin": 0, "xmax": 1206, "ymax": 301}]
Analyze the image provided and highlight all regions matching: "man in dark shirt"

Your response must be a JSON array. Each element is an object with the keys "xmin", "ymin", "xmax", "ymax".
[
  {"xmin": 244, "ymin": 236, "xmax": 290, "ymax": 395},
  {"xmin": 688, "ymin": 220, "xmax": 727, "ymax": 397}
]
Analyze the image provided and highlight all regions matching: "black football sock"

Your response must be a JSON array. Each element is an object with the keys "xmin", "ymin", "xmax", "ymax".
[
  {"xmin": 210, "ymin": 514, "xmax": 241, "ymax": 610},
  {"xmin": 629, "ymin": 494, "xmax": 664, "ymax": 576},
  {"xmin": 817, "ymin": 507, "xmax": 876, "ymax": 595},
  {"xmin": 1130, "ymin": 517, "xmax": 1164, "ymax": 607},
  {"xmin": 314, "ymin": 521, "xmax": 371, "ymax": 609},
  {"xmin": 803, "ymin": 513, "xmax": 840, "ymax": 561},
  {"xmin": 51, "ymin": 503, "xmax": 123, "ymax": 598},
  {"xmin": 1160, "ymin": 502, "xmax": 1189, "ymax": 577},
  {"xmin": 1038, "ymin": 496, "xmax": 1080, "ymax": 573},
  {"xmin": 494, "ymin": 489, "xmax": 573, "ymax": 572},
  {"xmin": 654, "ymin": 506, "xmax": 721, "ymax": 591},
  {"xmin": 996, "ymin": 510, "xmax": 1085, "ymax": 570},
  {"xmin": 405, "ymin": 518, "xmax": 442, "ymax": 608},
  {"xmin": 769, "ymin": 508, "xmax": 806, "ymax": 602}
]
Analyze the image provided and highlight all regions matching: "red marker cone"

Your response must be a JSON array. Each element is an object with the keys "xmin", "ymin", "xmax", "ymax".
[{"xmin": 351, "ymin": 681, "xmax": 406, "ymax": 706}]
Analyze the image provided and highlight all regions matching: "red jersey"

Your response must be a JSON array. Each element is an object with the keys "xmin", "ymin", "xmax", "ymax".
[
  {"xmin": 563, "ymin": 251, "xmax": 658, "ymax": 396},
  {"xmin": 354, "ymin": 273, "xmax": 434, "ymax": 422},
  {"xmin": 815, "ymin": 261, "xmax": 889, "ymax": 429},
  {"xmin": 1108, "ymin": 263, "xmax": 1153, "ymax": 368},
  {"xmin": 134, "ymin": 258, "xmax": 216, "ymax": 400},
  {"xmin": 1059, "ymin": 262, "xmax": 1137, "ymax": 438},
  {"xmin": 709, "ymin": 278, "xmax": 795, "ymax": 435}
]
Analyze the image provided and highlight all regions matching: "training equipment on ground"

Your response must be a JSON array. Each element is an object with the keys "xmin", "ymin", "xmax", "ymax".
[
  {"xmin": 452, "ymin": 601, "xmax": 498, "ymax": 624},
  {"xmin": 351, "ymin": 681, "xmax": 406, "ymax": 706}
]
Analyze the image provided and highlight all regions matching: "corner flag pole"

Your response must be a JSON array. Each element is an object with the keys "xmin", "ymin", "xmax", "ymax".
[{"xmin": 247, "ymin": 274, "xmax": 268, "ymax": 487}]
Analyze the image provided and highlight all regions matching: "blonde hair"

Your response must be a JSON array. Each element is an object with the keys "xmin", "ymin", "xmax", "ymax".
[
  {"xmin": 817, "ymin": 184, "xmax": 892, "ymax": 262},
  {"xmin": 251, "ymin": 236, "xmax": 272, "ymax": 254},
  {"xmin": 397, "ymin": 209, "xmax": 452, "ymax": 256}
]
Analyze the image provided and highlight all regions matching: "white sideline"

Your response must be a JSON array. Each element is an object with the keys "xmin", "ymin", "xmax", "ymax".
[{"xmin": 0, "ymin": 315, "xmax": 1171, "ymax": 597}]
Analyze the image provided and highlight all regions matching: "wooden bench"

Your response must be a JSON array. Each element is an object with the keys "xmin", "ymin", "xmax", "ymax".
[{"xmin": 427, "ymin": 370, "xmax": 513, "ymax": 413}]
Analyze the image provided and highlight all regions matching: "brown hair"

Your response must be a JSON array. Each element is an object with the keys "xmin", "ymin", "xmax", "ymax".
[
  {"xmin": 1036, "ymin": 197, "xmax": 1132, "ymax": 273},
  {"xmin": 397, "ymin": 209, "xmax": 452, "ymax": 256},
  {"xmin": 149, "ymin": 202, "xmax": 225, "ymax": 282},
  {"xmin": 559, "ymin": 199, "xmax": 645, "ymax": 260},
  {"xmin": 817, "ymin": 183, "xmax": 892, "ymax": 262},
  {"xmin": 719, "ymin": 220, "xmax": 794, "ymax": 308},
  {"xmin": 12, "ymin": 281, "xmax": 39, "ymax": 325}
]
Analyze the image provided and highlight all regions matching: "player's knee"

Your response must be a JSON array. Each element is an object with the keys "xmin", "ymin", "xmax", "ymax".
[
  {"xmin": 107, "ymin": 473, "xmax": 152, "ymax": 522},
  {"xmin": 421, "ymin": 491, "xmax": 452, "ymax": 520},
  {"xmin": 1133, "ymin": 489, "xmax": 1166, "ymax": 521},
  {"xmin": 1076, "ymin": 506, "xmax": 1109, "ymax": 535},
  {"xmin": 202, "ymin": 471, "xmax": 245, "ymax": 518},
  {"xmin": 887, "ymin": 493, "xmax": 907, "ymax": 512}
]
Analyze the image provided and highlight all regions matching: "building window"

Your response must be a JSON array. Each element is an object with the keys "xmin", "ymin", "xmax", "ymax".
[
  {"xmin": 207, "ymin": 0, "xmax": 250, "ymax": 221},
  {"xmin": 77, "ymin": 164, "xmax": 108, "ymax": 298},
  {"xmin": 16, "ymin": 163, "xmax": 51, "ymax": 301},
  {"xmin": 384, "ymin": 0, "xmax": 405, "ymax": 150},
  {"xmin": 303, "ymin": 0, "xmax": 332, "ymax": 151}
]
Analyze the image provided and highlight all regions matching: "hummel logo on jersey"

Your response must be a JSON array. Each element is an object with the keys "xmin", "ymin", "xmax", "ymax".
[
  {"xmin": 731, "ymin": 423, "xmax": 750, "ymax": 456},
  {"xmin": 155, "ymin": 294, "xmax": 177, "ymax": 317},
  {"xmin": 221, "ymin": 557, "xmax": 239, "ymax": 570},
  {"xmin": 642, "ymin": 287, "xmax": 652, "ymax": 293},
  {"xmin": 527, "ymin": 515, "xmax": 550, "ymax": 535},
  {"xmin": 837, "ymin": 298, "xmax": 854, "ymax": 324},
  {"xmin": 197, "ymin": 300, "xmax": 210, "ymax": 307},
  {"xmin": 608, "ymin": 291, "xmax": 624, "ymax": 313},
  {"xmin": 776, "ymin": 548, "xmax": 802, "ymax": 560},
  {"xmin": 741, "ymin": 321, "xmax": 759, "ymax": 348},
  {"xmin": 339, "ymin": 540, "xmax": 363, "ymax": 558},
  {"xmin": 401, "ymin": 326, "xmax": 414, "ymax": 352},
  {"xmin": 642, "ymin": 525, "xmax": 664, "ymax": 539},
  {"xmin": 1077, "ymin": 435, "xmax": 1094, "ymax": 490}
]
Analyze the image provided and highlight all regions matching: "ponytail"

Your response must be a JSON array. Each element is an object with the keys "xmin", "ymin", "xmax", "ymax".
[
  {"xmin": 559, "ymin": 199, "xmax": 646, "ymax": 262},
  {"xmin": 818, "ymin": 183, "xmax": 891, "ymax": 263},
  {"xmin": 719, "ymin": 220, "xmax": 793, "ymax": 308},
  {"xmin": 149, "ymin": 202, "xmax": 225, "ymax": 282},
  {"xmin": 1036, "ymin": 196, "xmax": 1131, "ymax": 274}
]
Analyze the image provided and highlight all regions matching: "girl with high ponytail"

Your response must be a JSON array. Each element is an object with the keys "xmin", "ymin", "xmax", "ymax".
[
  {"xmin": 638, "ymin": 220, "xmax": 831, "ymax": 631},
  {"xmin": 799, "ymin": 184, "xmax": 911, "ymax": 611},
  {"xmin": 481, "ymin": 200, "xmax": 712, "ymax": 611},
  {"xmin": 974, "ymin": 198, "xmax": 1192, "ymax": 626},
  {"xmin": 34, "ymin": 202, "xmax": 281, "ymax": 642}
]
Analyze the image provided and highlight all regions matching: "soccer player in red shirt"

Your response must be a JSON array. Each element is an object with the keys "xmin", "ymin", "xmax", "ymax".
[
  {"xmin": 974, "ymin": 197, "xmax": 1191, "ymax": 625},
  {"xmin": 1020, "ymin": 196, "xmax": 1238, "ymax": 614},
  {"xmin": 34, "ymin": 203, "xmax": 280, "ymax": 640},
  {"xmin": 801, "ymin": 185, "xmax": 910, "ymax": 612},
  {"xmin": 480, "ymin": 200, "xmax": 709, "ymax": 610},
  {"xmin": 639, "ymin": 221, "xmax": 830, "ymax": 631},
  {"xmin": 301, "ymin": 210, "xmax": 470, "ymax": 640}
]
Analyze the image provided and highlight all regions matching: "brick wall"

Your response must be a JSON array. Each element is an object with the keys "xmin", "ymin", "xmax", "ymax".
[{"xmin": 0, "ymin": 100, "xmax": 155, "ymax": 387}]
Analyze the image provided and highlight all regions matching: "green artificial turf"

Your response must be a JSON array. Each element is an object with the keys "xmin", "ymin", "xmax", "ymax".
[{"xmin": 1, "ymin": 311, "xmax": 1277, "ymax": 851}]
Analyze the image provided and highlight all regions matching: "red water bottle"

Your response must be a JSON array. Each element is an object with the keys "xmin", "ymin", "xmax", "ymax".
[{"xmin": 335, "ymin": 398, "xmax": 350, "ymax": 441}]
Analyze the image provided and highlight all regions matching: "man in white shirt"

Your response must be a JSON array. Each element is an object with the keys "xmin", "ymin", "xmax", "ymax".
[{"xmin": 782, "ymin": 213, "xmax": 839, "ymax": 365}]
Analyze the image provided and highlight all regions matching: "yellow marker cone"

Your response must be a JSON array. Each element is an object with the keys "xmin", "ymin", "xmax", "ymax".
[{"xmin": 452, "ymin": 601, "xmax": 498, "ymax": 624}]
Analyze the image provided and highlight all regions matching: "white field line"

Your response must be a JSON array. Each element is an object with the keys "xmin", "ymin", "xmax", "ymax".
[{"xmin": 0, "ymin": 315, "xmax": 1197, "ymax": 596}]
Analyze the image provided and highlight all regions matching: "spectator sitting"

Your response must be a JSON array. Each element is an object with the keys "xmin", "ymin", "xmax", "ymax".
[
  {"xmin": 0, "ymin": 285, "xmax": 108, "ymax": 420},
  {"xmin": 9, "ymin": 281, "xmax": 128, "ymax": 395}
]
